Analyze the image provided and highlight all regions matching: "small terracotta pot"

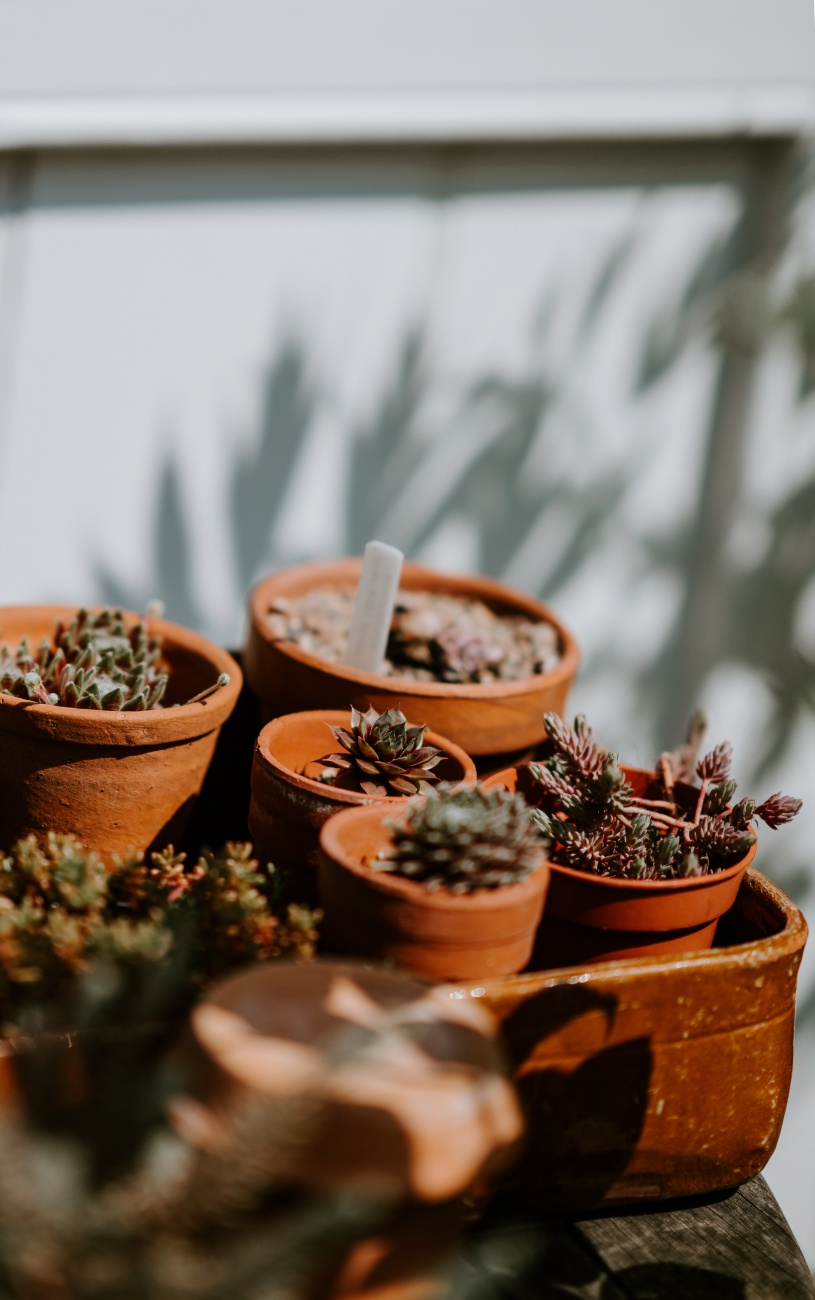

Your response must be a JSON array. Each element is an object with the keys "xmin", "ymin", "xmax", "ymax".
[
  {"xmin": 248, "ymin": 710, "xmax": 477, "ymax": 901},
  {"xmin": 483, "ymin": 765, "xmax": 758, "ymax": 965},
  {"xmin": 318, "ymin": 802, "xmax": 549, "ymax": 981},
  {"xmin": 243, "ymin": 560, "xmax": 579, "ymax": 768},
  {"xmin": 0, "ymin": 605, "xmax": 241, "ymax": 858}
]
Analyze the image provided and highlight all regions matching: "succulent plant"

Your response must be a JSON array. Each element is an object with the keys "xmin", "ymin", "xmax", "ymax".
[
  {"xmin": 376, "ymin": 784, "xmax": 545, "ymax": 893},
  {"xmin": 0, "ymin": 606, "xmax": 230, "ymax": 710},
  {"xmin": 0, "ymin": 833, "xmax": 319, "ymax": 1022},
  {"xmin": 318, "ymin": 705, "xmax": 443, "ymax": 796},
  {"xmin": 526, "ymin": 712, "xmax": 802, "ymax": 880}
]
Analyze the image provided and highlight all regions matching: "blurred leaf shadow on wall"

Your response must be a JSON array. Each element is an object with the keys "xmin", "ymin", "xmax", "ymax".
[
  {"xmin": 93, "ymin": 337, "xmax": 317, "ymax": 627},
  {"xmin": 229, "ymin": 337, "xmax": 316, "ymax": 593},
  {"xmin": 94, "ymin": 455, "xmax": 204, "ymax": 630},
  {"xmin": 90, "ymin": 168, "xmax": 815, "ymax": 823}
]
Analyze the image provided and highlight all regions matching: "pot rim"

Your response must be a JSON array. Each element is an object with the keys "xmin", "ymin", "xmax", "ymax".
[
  {"xmin": 0, "ymin": 604, "xmax": 242, "ymax": 744},
  {"xmin": 319, "ymin": 799, "xmax": 549, "ymax": 912},
  {"xmin": 248, "ymin": 559, "xmax": 580, "ymax": 701},
  {"xmin": 255, "ymin": 709, "xmax": 477, "ymax": 806},
  {"xmin": 485, "ymin": 763, "xmax": 758, "ymax": 893}
]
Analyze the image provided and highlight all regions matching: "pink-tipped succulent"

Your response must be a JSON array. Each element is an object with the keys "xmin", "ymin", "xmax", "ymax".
[
  {"xmin": 526, "ymin": 711, "xmax": 802, "ymax": 880},
  {"xmin": 318, "ymin": 705, "xmax": 443, "ymax": 796}
]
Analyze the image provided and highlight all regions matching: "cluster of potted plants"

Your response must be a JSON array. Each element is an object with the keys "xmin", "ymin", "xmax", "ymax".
[
  {"xmin": 241, "ymin": 553, "xmax": 801, "ymax": 979},
  {"xmin": 0, "ymin": 555, "xmax": 804, "ymax": 1296}
]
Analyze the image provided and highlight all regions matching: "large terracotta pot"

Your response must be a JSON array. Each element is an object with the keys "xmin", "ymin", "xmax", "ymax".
[
  {"xmin": 243, "ymin": 560, "xmax": 579, "ymax": 769},
  {"xmin": 318, "ymin": 802, "xmax": 549, "ymax": 981},
  {"xmin": 0, "ymin": 605, "xmax": 241, "ymax": 858},
  {"xmin": 483, "ymin": 765, "xmax": 758, "ymax": 965},
  {"xmin": 248, "ymin": 710, "xmax": 476, "ymax": 901}
]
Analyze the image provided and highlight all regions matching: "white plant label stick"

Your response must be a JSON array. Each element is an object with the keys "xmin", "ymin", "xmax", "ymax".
[{"xmin": 344, "ymin": 540, "xmax": 404, "ymax": 673}]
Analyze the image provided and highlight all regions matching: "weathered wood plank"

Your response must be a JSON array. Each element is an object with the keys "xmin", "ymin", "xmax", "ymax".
[
  {"xmin": 571, "ymin": 1176, "xmax": 815, "ymax": 1300},
  {"xmin": 451, "ymin": 1176, "xmax": 814, "ymax": 1298}
]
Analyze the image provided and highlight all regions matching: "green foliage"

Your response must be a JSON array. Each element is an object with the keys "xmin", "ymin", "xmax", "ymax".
[
  {"xmin": 318, "ymin": 705, "xmax": 443, "ymax": 796},
  {"xmin": 0, "ymin": 833, "xmax": 319, "ymax": 1022},
  {"xmin": 527, "ymin": 712, "xmax": 802, "ymax": 880},
  {"xmin": 378, "ymin": 783, "xmax": 544, "ymax": 893}
]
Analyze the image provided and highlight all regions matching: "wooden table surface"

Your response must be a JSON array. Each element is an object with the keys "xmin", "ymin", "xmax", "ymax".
[{"xmin": 453, "ymin": 1177, "xmax": 814, "ymax": 1298}]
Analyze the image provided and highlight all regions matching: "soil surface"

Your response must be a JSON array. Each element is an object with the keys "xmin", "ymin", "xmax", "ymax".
[{"xmin": 266, "ymin": 586, "xmax": 562, "ymax": 684}]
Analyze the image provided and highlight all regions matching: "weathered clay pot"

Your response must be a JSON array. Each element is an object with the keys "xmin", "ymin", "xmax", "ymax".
[
  {"xmin": 484, "ymin": 765, "xmax": 758, "ymax": 965},
  {"xmin": 177, "ymin": 960, "xmax": 524, "ymax": 1203},
  {"xmin": 248, "ymin": 710, "xmax": 477, "ymax": 900},
  {"xmin": 317, "ymin": 802, "xmax": 549, "ymax": 981},
  {"xmin": 243, "ymin": 559, "xmax": 579, "ymax": 769},
  {"xmin": 0, "ymin": 605, "xmax": 241, "ymax": 858}
]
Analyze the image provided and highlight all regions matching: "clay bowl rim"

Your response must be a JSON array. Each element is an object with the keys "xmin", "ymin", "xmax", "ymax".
[
  {"xmin": 0, "ymin": 604, "xmax": 242, "ymax": 743},
  {"xmin": 248, "ymin": 559, "xmax": 580, "ymax": 702},
  {"xmin": 483, "ymin": 763, "xmax": 758, "ymax": 895},
  {"xmin": 319, "ymin": 799, "xmax": 549, "ymax": 914},
  {"xmin": 255, "ymin": 709, "xmax": 478, "ymax": 807},
  {"xmin": 444, "ymin": 867, "xmax": 807, "ymax": 996}
]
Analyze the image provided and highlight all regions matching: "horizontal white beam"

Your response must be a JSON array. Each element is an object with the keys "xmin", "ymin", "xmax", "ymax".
[{"xmin": 0, "ymin": 87, "xmax": 812, "ymax": 151}]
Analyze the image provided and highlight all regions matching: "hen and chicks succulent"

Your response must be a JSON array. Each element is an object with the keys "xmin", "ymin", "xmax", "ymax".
[
  {"xmin": 0, "ymin": 606, "xmax": 229, "ymax": 710},
  {"xmin": 376, "ymin": 784, "xmax": 544, "ymax": 893},
  {"xmin": 318, "ymin": 705, "xmax": 443, "ymax": 796},
  {"xmin": 0, "ymin": 608, "xmax": 167, "ymax": 710},
  {"xmin": 527, "ymin": 711, "xmax": 802, "ymax": 880}
]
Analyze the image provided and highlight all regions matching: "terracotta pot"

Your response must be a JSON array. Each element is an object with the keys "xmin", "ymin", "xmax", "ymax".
[
  {"xmin": 177, "ymin": 960, "xmax": 523, "ymax": 1204},
  {"xmin": 0, "ymin": 605, "xmax": 241, "ymax": 858},
  {"xmin": 243, "ymin": 560, "xmax": 579, "ymax": 767},
  {"xmin": 248, "ymin": 710, "xmax": 477, "ymax": 901},
  {"xmin": 317, "ymin": 802, "xmax": 549, "ymax": 981},
  {"xmin": 483, "ymin": 765, "xmax": 758, "ymax": 965}
]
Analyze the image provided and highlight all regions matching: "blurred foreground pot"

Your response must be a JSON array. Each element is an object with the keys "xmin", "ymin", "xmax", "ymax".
[
  {"xmin": 484, "ymin": 765, "xmax": 758, "ymax": 965},
  {"xmin": 179, "ymin": 960, "xmax": 523, "ymax": 1205},
  {"xmin": 248, "ymin": 710, "xmax": 476, "ymax": 902},
  {"xmin": 0, "ymin": 606, "xmax": 241, "ymax": 857},
  {"xmin": 318, "ymin": 803, "xmax": 549, "ymax": 981},
  {"xmin": 244, "ymin": 560, "xmax": 579, "ymax": 770}
]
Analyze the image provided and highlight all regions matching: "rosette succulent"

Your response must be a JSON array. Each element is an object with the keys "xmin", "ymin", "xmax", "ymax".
[
  {"xmin": 0, "ymin": 607, "xmax": 229, "ymax": 710},
  {"xmin": 526, "ymin": 711, "xmax": 802, "ymax": 880},
  {"xmin": 318, "ymin": 705, "xmax": 443, "ymax": 796},
  {"xmin": 376, "ymin": 784, "xmax": 545, "ymax": 892}
]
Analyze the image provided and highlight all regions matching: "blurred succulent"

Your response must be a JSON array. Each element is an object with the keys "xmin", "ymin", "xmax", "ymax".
[
  {"xmin": 0, "ymin": 607, "xmax": 230, "ymax": 710},
  {"xmin": 377, "ymin": 784, "xmax": 545, "ymax": 893},
  {"xmin": 318, "ymin": 705, "xmax": 443, "ymax": 796},
  {"xmin": 0, "ymin": 833, "xmax": 319, "ymax": 1022},
  {"xmin": 526, "ymin": 712, "xmax": 802, "ymax": 880}
]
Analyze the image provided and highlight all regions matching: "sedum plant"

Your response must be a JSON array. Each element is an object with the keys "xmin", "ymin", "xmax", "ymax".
[
  {"xmin": 0, "ymin": 606, "xmax": 229, "ymax": 710},
  {"xmin": 0, "ymin": 833, "xmax": 319, "ymax": 1022},
  {"xmin": 318, "ymin": 704, "xmax": 443, "ymax": 796},
  {"xmin": 376, "ymin": 784, "xmax": 544, "ymax": 893},
  {"xmin": 526, "ymin": 712, "xmax": 802, "ymax": 881}
]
